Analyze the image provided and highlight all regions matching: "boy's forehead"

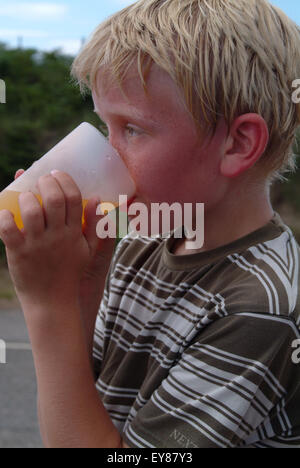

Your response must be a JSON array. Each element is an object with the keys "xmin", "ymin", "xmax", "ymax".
[
  {"xmin": 93, "ymin": 62, "xmax": 187, "ymax": 118},
  {"xmin": 94, "ymin": 66, "xmax": 145, "ymax": 103}
]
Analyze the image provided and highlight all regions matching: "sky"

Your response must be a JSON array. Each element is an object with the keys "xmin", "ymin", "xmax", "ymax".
[{"xmin": 0, "ymin": 0, "xmax": 299, "ymax": 56}]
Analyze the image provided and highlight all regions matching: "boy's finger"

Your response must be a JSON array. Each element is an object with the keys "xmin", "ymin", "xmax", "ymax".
[
  {"xmin": 0, "ymin": 210, "xmax": 24, "ymax": 248},
  {"xmin": 49, "ymin": 171, "xmax": 83, "ymax": 229},
  {"xmin": 15, "ymin": 169, "xmax": 25, "ymax": 180},
  {"xmin": 18, "ymin": 192, "xmax": 45, "ymax": 238},
  {"xmin": 37, "ymin": 174, "xmax": 66, "ymax": 229}
]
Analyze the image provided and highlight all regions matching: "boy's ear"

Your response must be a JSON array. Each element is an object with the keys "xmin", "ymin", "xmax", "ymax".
[{"xmin": 220, "ymin": 114, "xmax": 269, "ymax": 178}]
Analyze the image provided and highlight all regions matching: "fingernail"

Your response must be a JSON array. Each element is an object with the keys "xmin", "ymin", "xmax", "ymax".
[{"xmin": 51, "ymin": 170, "xmax": 60, "ymax": 176}]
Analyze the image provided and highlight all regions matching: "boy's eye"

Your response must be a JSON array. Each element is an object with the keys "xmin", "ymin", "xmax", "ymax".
[
  {"xmin": 98, "ymin": 122, "xmax": 142, "ymax": 138},
  {"xmin": 125, "ymin": 125, "xmax": 142, "ymax": 137}
]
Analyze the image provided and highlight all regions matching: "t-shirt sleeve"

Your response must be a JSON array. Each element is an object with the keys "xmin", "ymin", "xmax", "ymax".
[{"xmin": 122, "ymin": 313, "xmax": 300, "ymax": 448}]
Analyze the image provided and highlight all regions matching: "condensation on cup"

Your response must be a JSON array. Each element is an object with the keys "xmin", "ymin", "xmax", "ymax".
[{"xmin": 0, "ymin": 122, "xmax": 136, "ymax": 229}]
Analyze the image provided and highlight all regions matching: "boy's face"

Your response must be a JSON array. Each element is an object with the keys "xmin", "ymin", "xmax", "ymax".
[{"xmin": 92, "ymin": 61, "xmax": 228, "ymax": 211}]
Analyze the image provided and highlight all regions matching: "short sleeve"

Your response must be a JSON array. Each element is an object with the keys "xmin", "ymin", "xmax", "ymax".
[{"xmin": 123, "ymin": 313, "xmax": 300, "ymax": 448}]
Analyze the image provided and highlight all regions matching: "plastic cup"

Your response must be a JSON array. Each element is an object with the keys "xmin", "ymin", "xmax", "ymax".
[{"xmin": 0, "ymin": 122, "xmax": 136, "ymax": 229}]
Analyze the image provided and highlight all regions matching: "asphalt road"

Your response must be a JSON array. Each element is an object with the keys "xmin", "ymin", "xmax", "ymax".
[{"xmin": 0, "ymin": 309, "xmax": 43, "ymax": 448}]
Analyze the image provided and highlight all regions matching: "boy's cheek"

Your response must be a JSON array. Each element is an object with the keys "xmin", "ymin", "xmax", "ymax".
[
  {"xmin": 127, "ymin": 153, "xmax": 179, "ymax": 197},
  {"xmin": 131, "ymin": 164, "xmax": 193, "ymax": 205}
]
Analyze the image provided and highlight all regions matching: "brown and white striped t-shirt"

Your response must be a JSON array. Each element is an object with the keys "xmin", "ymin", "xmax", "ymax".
[{"xmin": 93, "ymin": 211, "xmax": 300, "ymax": 448}]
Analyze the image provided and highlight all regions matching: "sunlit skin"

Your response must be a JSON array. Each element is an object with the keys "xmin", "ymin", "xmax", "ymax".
[{"xmin": 92, "ymin": 61, "xmax": 273, "ymax": 254}]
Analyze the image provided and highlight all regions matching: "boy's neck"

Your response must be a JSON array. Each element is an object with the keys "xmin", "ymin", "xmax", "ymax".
[{"xmin": 172, "ymin": 181, "xmax": 274, "ymax": 256}]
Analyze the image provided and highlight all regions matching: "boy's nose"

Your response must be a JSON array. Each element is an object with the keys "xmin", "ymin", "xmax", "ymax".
[
  {"xmin": 107, "ymin": 132, "xmax": 117, "ymax": 152},
  {"xmin": 108, "ymin": 134, "xmax": 125, "ymax": 163}
]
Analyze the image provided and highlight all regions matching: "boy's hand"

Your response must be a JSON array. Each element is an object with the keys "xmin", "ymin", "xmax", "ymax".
[
  {"xmin": 0, "ymin": 170, "xmax": 115, "ymax": 316},
  {"xmin": 13, "ymin": 170, "xmax": 116, "ymax": 309}
]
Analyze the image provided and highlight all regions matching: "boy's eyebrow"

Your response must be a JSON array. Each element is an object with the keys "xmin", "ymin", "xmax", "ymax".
[{"xmin": 93, "ymin": 108, "xmax": 158, "ymax": 127}]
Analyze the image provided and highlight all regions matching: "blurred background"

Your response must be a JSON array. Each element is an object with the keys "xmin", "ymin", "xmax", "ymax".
[{"xmin": 0, "ymin": 0, "xmax": 299, "ymax": 448}]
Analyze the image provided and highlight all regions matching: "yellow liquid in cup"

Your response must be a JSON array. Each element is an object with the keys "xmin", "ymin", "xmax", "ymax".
[{"xmin": 0, "ymin": 190, "xmax": 117, "ymax": 230}]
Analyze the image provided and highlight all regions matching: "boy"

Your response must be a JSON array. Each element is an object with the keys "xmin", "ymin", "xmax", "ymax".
[{"xmin": 1, "ymin": 0, "xmax": 300, "ymax": 448}]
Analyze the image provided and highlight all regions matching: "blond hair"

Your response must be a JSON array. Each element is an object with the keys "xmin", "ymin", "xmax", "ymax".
[{"xmin": 71, "ymin": 0, "xmax": 300, "ymax": 183}]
